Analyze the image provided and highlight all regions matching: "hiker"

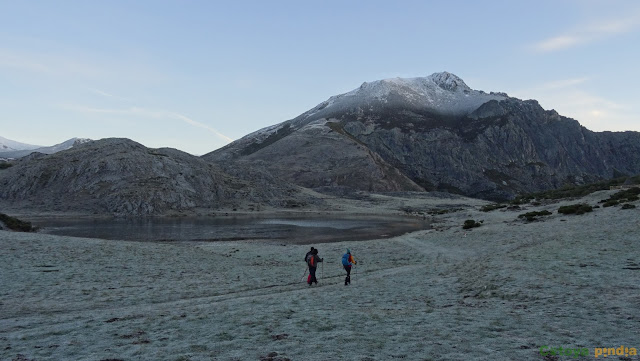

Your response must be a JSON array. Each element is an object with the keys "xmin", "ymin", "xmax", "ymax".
[
  {"xmin": 304, "ymin": 247, "xmax": 315, "ymax": 263},
  {"xmin": 341, "ymin": 248, "xmax": 357, "ymax": 285},
  {"xmin": 307, "ymin": 248, "xmax": 323, "ymax": 286}
]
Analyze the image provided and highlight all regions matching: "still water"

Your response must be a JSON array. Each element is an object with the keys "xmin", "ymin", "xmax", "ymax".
[{"xmin": 33, "ymin": 215, "xmax": 429, "ymax": 244}]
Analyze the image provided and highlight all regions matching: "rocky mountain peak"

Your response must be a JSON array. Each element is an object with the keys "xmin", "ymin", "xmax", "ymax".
[{"xmin": 427, "ymin": 71, "xmax": 471, "ymax": 92}]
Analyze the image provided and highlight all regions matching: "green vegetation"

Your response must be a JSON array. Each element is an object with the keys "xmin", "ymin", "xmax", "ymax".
[
  {"xmin": 557, "ymin": 204, "xmax": 593, "ymax": 215},
  {"xmin": 0, "ymin": 162, "xmax": 12, "ymax": 169},
  {"xmin": 513, "ymin": 175, "xmax": 640, "ymax": 204},
  {"xmin": 481, "ymin": 203, "xmax": 507, "ymax": 212},
  {"xmin": 0, "ymin": 213, "xmax": 35, "ymax": 232},
  {"xmin": 510, "ymin": 195, "xmax": 534, "ymax": 205},
  {"xmin": 621, "ymin": 204, "xmax": 636, "ymax": 210},
  {"xmin": 463, "ymin": 219, "xmax": 482, "ymax": 229},
  {"xmin": 428, "ymin": 208, "xmax": 461, "ymax": 215},
  {"xmin": 599, "ymin": 187, "xmax": 640, "ymax": 205},
  {"xmin": 517, "ymin": 210, "xmax": 552, "ymax": 222}
]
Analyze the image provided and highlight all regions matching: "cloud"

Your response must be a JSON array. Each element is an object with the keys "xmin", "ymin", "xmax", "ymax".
[
  {"xmin": 87, "ymin": 88, "xmax": 133, "ymax": 102},
  {"xmin": 88, "ymin": 88, "xmax": 116, "ymax": 98},
  {"xmin": 534, "ymin": 36, "xmax": 584, "ymax": 52},
  {"xmin": 0, "ymin": 48, "xmax": 108, "ymax": 78},
  {"xmin": 531, "ymin": 12, "xmax": 640, "ymax": 52},
  {"xmin": 510, "ymin": 77, "xmax": 637, "ymax": 131},
  {"xmin": 538, "ymin": 77, "xmax": 589, "ymax": 90},
  {"xmin": 61, "ymin": 105, "xmax": 234, "ymax": 143}
]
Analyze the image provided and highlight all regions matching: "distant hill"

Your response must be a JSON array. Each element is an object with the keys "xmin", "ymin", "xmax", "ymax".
[
  {"xmin": 204, "ymin": 72, "xmax": 640, "ymax": 200},
  {"xmin": 0, "ymin": 136, "xmax": 41, "ymax": 153},
  {"xmin": 0, "ymin": 137, "xmax": 92, "ymax": 159},
  {"xmin": 0, "ymin": 138, "xmax": 321, "ymax": 216}
]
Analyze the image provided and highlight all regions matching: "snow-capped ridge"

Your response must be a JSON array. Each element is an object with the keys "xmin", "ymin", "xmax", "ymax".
[
  {"xmin": 0, "ymin": 136, "xmax": 42, "ymax": 153},
  {"xmin": 427, "ymin": 71, "xmax": 471, "ymax": 92},
  {"xmin": 298, "ymin": 71, "xmax": 507, "ymax": 121},
  {"xmin": 0, "ymin": 136, "xmax": 93, "ymax": 159}
]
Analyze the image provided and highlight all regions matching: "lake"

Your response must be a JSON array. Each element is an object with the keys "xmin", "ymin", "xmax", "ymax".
[{"xmin": 33, "ymin": 215, "xmax": 429, "ymax": 244}]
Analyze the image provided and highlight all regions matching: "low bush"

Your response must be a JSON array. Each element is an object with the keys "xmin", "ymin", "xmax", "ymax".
[
  {"xmin": 600, "ymin": 187, "xmax": 640, "ymax": 204},
  {"xmin": 513, "ymin": 176, "xmax": 640, "ymax": 203},
  {"xmin": 0, "ymin": 213, "xmax": 35, "ymax": 232},
  {"xmin": 481, "ymin": 204, "xmax": 506, "ymax": 212},
  {"xmin": 557, "ymin": 204, "xmax": 593, "ymax": 215},
  {"xmin": 621, "ymin": 204, "xmax": 636, "ymax": 210},
  {"xmin": 463, "ymin": 219, "xmax": 482, "ymax": 229},
  {"xmin": 0, "ymin": 162, "xmax": 12, "ymax": 169},
  {"xmin": 602, "ymin": 200, "xmax": 619, "ymax": 207},
  {"xmin": 517, "ymin": 210, "xmax": 552, "ymax": 222},
  {"xmin": 428, "ymin": 208, "xmax": 461, "ymax": 215}
]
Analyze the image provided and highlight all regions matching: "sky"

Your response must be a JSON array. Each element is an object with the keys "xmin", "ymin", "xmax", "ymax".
[{"xmin": 1, "ymin": 0, "xmax": 639, "ymax": 155}]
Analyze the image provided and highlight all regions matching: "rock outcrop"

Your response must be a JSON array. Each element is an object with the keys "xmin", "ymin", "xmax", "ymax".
[
  {"xmin": 0, "ymin": 138, "xmax": 319, "ymax": 215},
  {"xmin": 204, "ymin": 72, "xmax": 640, "ymax": 200}
]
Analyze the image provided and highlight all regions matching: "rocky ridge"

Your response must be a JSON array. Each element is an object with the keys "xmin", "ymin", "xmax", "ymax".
[
  {"xmin": 205, "ymin": 72, "xmax": 640, "ymax": 200},
  {"xmin": 0, "ymin": 138, "xmax": 320, "ymax": 216}
]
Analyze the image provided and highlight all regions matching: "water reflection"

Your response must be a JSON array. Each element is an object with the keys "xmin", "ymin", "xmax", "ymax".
[{"xmin": 33, "ymin": 215, "xmax": 428, "ymax": 244}]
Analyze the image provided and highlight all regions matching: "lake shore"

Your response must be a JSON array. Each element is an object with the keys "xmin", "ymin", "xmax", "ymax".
[{"xmin": 1, "ymin": 189, "xmax": 639, "ymax": 360}]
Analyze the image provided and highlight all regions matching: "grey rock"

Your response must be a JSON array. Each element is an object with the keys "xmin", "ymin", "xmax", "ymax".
[
  {"xmin": 0, "ymin": 138, "xmax": 320, "ymax": 216},
  {"xmin": 204, "ymin": 72, "xmax": 640, "ymax": 201}
]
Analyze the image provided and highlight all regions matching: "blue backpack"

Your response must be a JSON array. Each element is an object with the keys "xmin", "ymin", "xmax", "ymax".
[{"xmin": 342, "ymin": 253, "xmax": 350, "ymax": 266}]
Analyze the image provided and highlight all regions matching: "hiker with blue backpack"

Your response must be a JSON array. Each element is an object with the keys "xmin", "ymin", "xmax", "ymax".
[{"xmin": 342, "ymin": 249, "xmax": 357, "ymax": 285}]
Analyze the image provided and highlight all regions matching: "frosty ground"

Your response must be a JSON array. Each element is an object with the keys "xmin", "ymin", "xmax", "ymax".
[{"xmin": 1, "ymin": 190, "xmax": 639, "ymax": 360}]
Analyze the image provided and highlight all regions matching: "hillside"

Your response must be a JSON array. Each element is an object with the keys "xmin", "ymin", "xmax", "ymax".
[
  {"xmin": 0, "ymin": 138, "xmax": 321, "ymax": 216},
  {"xmin": 204, "ymin": 72, "xmax": 640, "ymax": 200},
  {"xmin": 0, "ymin": 137, "xmax": 91, "ymax": 159}
]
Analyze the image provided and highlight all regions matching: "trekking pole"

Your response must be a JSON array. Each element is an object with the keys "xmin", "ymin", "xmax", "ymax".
[
  {"xmin": 300, "ymin": 267, "xmax": 308, "ymax": 282},
  {"xmin": 321, "ymin": 261, "xmax": 324, "ymax": 281}
]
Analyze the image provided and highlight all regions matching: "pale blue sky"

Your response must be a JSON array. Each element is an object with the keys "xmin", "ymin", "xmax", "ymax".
[{"xmin": 1, "ymin": 0, "xmax": 639, "ymax": 154}]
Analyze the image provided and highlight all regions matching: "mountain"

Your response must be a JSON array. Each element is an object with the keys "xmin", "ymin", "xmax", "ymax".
[
  {"xmin": 0, "ymin": 138, "xmax": 320, "ymax": 216},
  {"xmin": 204, "ymin": 72, "xmax": 640, "ymax": 200},
  {"xmin": 0, "ymin": 137, "xmax": 92, "ymax": 159},
  {"xmin": 0, "ymin": 136, "xmax": 41, "ymax": 153}
]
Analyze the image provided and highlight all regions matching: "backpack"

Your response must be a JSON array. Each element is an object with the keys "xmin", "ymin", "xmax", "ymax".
[
  {"xmin": 308, "ymin": 255, "xmax": 316, "ymax": 268},
  {"xmin": 342, "ymin": 253, "xmax": 350, "ymax": 266}
]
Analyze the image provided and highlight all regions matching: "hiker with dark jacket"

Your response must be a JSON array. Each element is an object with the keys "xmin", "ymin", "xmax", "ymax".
[
  {"xmin": 304, "ymin": 247, "xmax": 315, "ymax": 263},
  {"xmin": 342, "ymin": 249, "xmax": 357, "ymax": 285},
  {"xmin": 307, "ymin": 248, "xmax": 323, "ymax": 286}
]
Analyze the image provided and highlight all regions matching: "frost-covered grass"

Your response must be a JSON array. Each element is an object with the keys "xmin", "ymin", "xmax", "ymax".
[{"xmin": 1, "ymin": 193, "xmax": 639, "ymax": 360}]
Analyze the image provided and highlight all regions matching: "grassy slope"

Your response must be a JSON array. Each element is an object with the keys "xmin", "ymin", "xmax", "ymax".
[{"xmin": 1, "ymin": 191, "xmax": 638, "ymax": 360}]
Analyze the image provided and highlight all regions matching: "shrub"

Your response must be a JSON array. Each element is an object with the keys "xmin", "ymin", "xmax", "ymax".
[
  {"xmin": 517, "ymin": 210, "xmax": 552, "ymax": 222},
  {"xmin": 621, "ymin": 204, "xmax": 636, "ymax": 209},
  {"xmin": 557, "ymin": 204, "xmax": 593, "ymax": 215},
  {"xmin": 600, "ymin": 187, "xmax": 640, "ymax": 204},
  {"xmin": 428, "ymin": 208, "xmax": 461, "ymax": 215},
  {"xmin": 463, "ymin": 219, "xmax": 482, "ymax": 229},
  {"xmin": 0, "ymin": 162, "xmax": 12, "ymax": 169},
  {"xmin": 515, "ymin": 176, "xmax": 640, "ymax": 202},
  {"xmin": 0, "ymin": 213, "xmax": 35, "ymax": 232},
  {"xmin": 481, "ymin": 204, "xmax": 506, "ymax": 212},
  {"xmin": 510, "ymin": 196, "xmax": 533, "ymax": 205},
  {"xmin": 602, "ymin": 200, "xmax": 619, "ymax": 207}
]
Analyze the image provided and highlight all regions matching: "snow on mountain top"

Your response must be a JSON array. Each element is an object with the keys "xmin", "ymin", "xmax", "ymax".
[
  {"xmin": 0, "ymin": 136, "xmax": 42, "ymax": 152},
  {"xmin": 427, "ymin": 71, "xmax": 471, "ymax": 92},
  {"xmin": 0, "ymin": 137, "xmax": 92, "ymax": 158},
  {"xmin": 305, "ymin": 72, "xmax": 507, "ymax": 119}
]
